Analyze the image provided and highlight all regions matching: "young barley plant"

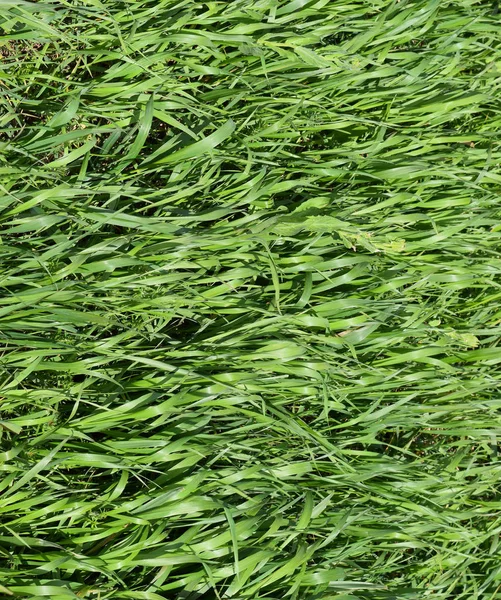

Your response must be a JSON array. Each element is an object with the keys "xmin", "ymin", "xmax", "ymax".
[{"xmin": 1, "ymin": 0, "xmax": 501, "ymax": 599}]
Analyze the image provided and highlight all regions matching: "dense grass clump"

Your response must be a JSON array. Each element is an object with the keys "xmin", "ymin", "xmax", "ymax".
[{"xmin": 1, "ymin": 0, "xmax": 501, "ymax": 598}]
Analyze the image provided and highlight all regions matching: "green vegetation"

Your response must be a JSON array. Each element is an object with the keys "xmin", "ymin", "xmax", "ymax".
[{"xmin": 1, "ymin": 0, "xmax": 501, "ymax": 598}]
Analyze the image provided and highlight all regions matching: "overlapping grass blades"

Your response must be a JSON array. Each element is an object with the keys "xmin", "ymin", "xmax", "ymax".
[{"xmin": 1, "ymin": 0, "xmax": 501, "ymax": 598}]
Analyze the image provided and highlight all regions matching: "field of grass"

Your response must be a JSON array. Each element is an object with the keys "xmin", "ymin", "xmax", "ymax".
[{"xmin": 1, "ymin": 0, "xmax": 501, "ymax": 598}]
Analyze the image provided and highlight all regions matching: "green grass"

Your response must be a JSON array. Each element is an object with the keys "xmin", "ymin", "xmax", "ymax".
[{"xmin": 1, "ymin": 0, "xmax": 501, "ymax": 598}]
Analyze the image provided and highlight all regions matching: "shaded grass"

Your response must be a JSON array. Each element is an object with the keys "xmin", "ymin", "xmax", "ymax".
[{"xmin": 1, "ymin": 0, "xmax": 501, "ymax": 598}]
